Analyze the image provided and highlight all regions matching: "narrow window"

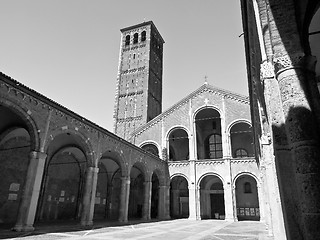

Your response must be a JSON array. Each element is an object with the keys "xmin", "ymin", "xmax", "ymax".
[
  {"xmin": 133, "ymin": 54, "xmax": 136, "ymax": 59},
  {"xmin": 141, "ymin": 31, "xmax": 146, "ymax": 41},
  {"xmin": 206, "ymin": 134, "xmax": 222, "ymax": 159},
  {"xmin": 125, "ymin": 35, "xmax": 130, "ymax": 46},
  {"xmin": 133, "ymin": 33, "xmax": 138, "ymax": 44}
]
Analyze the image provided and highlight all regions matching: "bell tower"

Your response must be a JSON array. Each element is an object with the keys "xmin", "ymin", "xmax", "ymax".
[{"xmin": 113, "ymin": 21, "xmax": 164, "ymax": 140}]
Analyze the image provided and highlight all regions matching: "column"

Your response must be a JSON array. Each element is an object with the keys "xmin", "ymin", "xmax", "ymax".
[
  {"xmin": 158, "ymin": 185, "xmax": 170, "ymax": 220},
  {"xmin": 142, "ymin": 181, "xmax": 151, "ymax": 220},
  {"xmin": 80, "ymin": 166, "xmax": 99, "ymax": 226},
  {"xmin": 188, "ymin": 160, "xmax": 197, "ymax": 220},
  {"xmin": 257, "ymin": 183, "xmax": 265, "ymax": 222},
  {"xmin": 223, "ymin": 159, "xmax": 235, "ymax": 221},
  {"xmin": 14, "ymin": 151, "xmax": 47, "ymax": 231},
  {"xmin": 118, "ymin": 176, "xmax": 130, "ymax": 222}
]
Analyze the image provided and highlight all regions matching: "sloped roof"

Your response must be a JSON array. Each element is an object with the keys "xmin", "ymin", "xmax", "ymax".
[{"xmin": 131, "ymin": 83, "xmax": 249, "ymax": 136}]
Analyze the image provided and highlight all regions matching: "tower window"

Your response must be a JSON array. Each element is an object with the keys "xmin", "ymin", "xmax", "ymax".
[
  {"xmin": 133, "ymin": 33, "xmax": 138, "ymax": 44},
  {"xmin": 125, "ymin": 35, "xmax": 130, "ymax": 46},
  {"xmin": 141, "ymin": 31, "xmax": 146, "ymax": 41},
  {"xmin": 133, "ymin": 54, "xmax": 136, "ymax": 59}
]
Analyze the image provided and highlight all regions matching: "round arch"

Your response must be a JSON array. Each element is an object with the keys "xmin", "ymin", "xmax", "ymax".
[
  {"xmin": 192, "ymin": 105, "xmax": 222, "ymax": 121},
  {"xmin": 233, "ymin": 172, "xmax": 260, "ymax": 221},
  {"xmin": 170, "ymin": 173, "xmax": 190, "ymax": 183},
  {"xmin": 44, "ymin": 128, "xmax": 95, "ymax": 167},
  {"xmin": 0, "ymin": 98, "xmax": 40, "ymax": 151},
  {"xmin": 100, "ymin": 150, "xmax": 128, "ymax": 177},
  {"xmin": 197, "ymin": 172, "xmax": 225, "ymax": 188},
  {"xmin": 226, "ymin": 119, "xmax": 252, "ymax": 134},
  {"xmin": 166, "ymin": 126, "xmax": 190, "ymax": 161},
  {"xmin": 140, "ymin": 141, "xmax": 160, "ymax": 158}
]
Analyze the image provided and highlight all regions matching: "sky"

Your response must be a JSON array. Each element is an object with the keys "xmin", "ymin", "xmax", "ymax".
[{"xmin": 0, "ymin": 0, "xmax": 248, "ymax": 131}]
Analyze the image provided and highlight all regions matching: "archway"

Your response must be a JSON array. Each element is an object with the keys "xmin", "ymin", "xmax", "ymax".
[
  {"xmin": 170, "ymin": 176, "xmax": 189, "ymax": 218},
  {"xmin": 94, "ymin": 153, "xmax": 122, "ymax": 221},
  {"xmin": 229, "ymin": 122, "xmax": 254, "ymax": 158},
  {"xmin": 141, "ymin": 143, "xmax": 159, "ymax": 157},
  {"xmin": 235, "ymin": 174, "xmax": 260, "ymax": 221},
  {"xmin": 38, "ymin": 147, "xmax": 86, "ymax": 222},
  {"xmin": 199, "ymin": 175, "xmax": 225, "ymax": 219},
  {"xmin": 151, "ymin": 173, "xmax": 159, "ymax": 219},
  {"xmin": 128, "ymin": 164, "xmax": 145, "ymax": 220},
  {"xmin": 168, "ymin": 128, "xmax": 189, "ymax": 161},
  {"xmin": 195, "ymin": 108, "xmax": 222, "ymax": 159},
  {"xmin": 37, "ymin": 133, "xmax": 88, "ymax": 223},
  {"xmin": 0, "ymin": 126, "xmax": 30, "ymax": 227}
]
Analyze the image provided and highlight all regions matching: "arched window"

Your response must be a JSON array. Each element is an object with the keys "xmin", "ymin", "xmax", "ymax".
[
  {"xmin": 244, "ymin": 182, "xmax": 252, "ymax": 193},
  {"xmin": 133, "ymin": 33, "xmax": 139, "ymax": 44},
  {"xmin": 141, "ymin": 31, "xmax": 146, "ymax": 41},
  {"xmin": 206, "ymin": 134, "xmax": 222, "ymax": 159},
  {"xmin": 235, "ymin": 148, "xmax": 248, "ymax": 158},
  {"xmin": 141, "ymin": 144, "xmax": 159, "ymax": 157},
  {"xmin": 125, "ymin": 35, "xmax": 130, "ymax": 46}
]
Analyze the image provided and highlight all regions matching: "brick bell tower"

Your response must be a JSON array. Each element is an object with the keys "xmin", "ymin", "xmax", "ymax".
[{"xmin": 113, "ymin": 21, "xmax": 164, "ymax": 140}]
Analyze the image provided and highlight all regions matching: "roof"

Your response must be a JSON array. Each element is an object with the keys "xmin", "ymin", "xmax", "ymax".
[
  {"xmin": 120, "ymin": 21, "xmax": 165, "ymax": 44},
  {"xmin": 131, "ymin": 83, "xmax": 250, "ymax": 136}
]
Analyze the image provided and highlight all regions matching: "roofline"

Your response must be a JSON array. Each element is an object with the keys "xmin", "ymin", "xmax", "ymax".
[
  {"xmin": 131, "ymin": 83, "xmax": 249, "ymax": 136},
  {"xmin": 0, "ymin": 71, "xmax": 165, "ymax": 161},
  {"xmin": 120, "ymin": 21, "xmax": 165, "ymax": 43}
]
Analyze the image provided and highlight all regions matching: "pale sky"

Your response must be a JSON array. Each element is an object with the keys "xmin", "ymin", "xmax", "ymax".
[{"xmin": 0, "ymin": 0, "xmax": 248, "ymax": 131}]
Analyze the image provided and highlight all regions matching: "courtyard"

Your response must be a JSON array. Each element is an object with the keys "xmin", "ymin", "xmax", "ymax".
[{"xmin": 0, "ymin": 219, "xmax": 271, "ymax": 240}]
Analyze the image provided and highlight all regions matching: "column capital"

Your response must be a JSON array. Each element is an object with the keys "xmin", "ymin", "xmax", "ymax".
[
  {"xmin": 274, "ymin": 54, "xmax": 317, "ymax": 78},
  {"xmin": 29, "ymin": 151, "xmax": 47, "ymax": 160}
]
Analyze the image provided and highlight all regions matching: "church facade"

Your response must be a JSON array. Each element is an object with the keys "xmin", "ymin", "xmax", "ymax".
[{"xmin": 113, "ymin": 21, "xmax": 263, "ymax": 223}]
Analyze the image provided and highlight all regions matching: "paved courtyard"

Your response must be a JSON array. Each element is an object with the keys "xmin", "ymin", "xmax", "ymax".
[{"xmin": 0, "ymin": 220, "xmax": 272, "ymax": 240}]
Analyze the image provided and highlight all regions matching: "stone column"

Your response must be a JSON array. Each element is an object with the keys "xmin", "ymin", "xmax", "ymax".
[
  {"xmin": 80, "ymin": 166, "xmax": 99, "ymax": 226},
  {"xmin": 142, "ymin": 180, "xmax": 151, "ymax": 220},
  {"xmin": 223, "ymin": 159, "xmax": 235, "ymax": 221},
  {"xmin": 188, "ymin": 160, "xmax": 197, "ymax": 220},
  {"xmin": 256, "ymin": 183, "xmax": 265, "ymax": 222},
  {"xmin": 158, "ymin": 185, "xmax": 170, "ymax": 220},
  {"xmin": 118, "ymin": 176, "xmax": 130, "ymax": 222},
  {"xmin": 14, "ymin": 151, "xmax": 47, "ymax": 231}
]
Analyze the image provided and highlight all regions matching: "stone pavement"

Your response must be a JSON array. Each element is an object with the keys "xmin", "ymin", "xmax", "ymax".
[{"xmin": 0, "ymin": 219, "xmax": 273, "ymax": 240}]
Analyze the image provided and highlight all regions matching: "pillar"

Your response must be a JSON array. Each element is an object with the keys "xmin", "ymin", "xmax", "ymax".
[
  {"xmin": 14, "ymin": 151, "xmax": 47, "ymax": 231},
  {"xmin": 188, "ymin": 160, "xmax": 197, "ymax": 220},
  {"xmin": 158, "ymin": 185, "xmax": 170, "ymax": 220},
  {"xmin": 118, "ymin": 176, "xmax": 130, "ymax": 222},
  {"xmin": 80, "ymin": 166, "xmax": 99, "ymax": 226},
  {"xmin": 142, "ymin": 180, "xmax": 151, "ymax": 220},
  {"xmin": 224, "ymin": 159, "xmax": 235, "ymax": 221}
]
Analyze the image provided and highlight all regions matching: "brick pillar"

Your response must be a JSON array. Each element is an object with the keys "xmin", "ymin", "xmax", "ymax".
[
  {"xmin": 158, "ymin": 185, "xmax": 170, "ymax": 220},
  {"xmin": 14, "ymin": 151, "xmax": 47, "ymax": 231},
  {"xmin": 142, "ymin": 180, "xmax": 151, "ymax": 220},
  {"xmin": 265, "ymin": 1, "xmax": 320, "ymax": 238},
  {"xmin": 118, "ymin": 176, "xmax": 130, "ymax": 222},
  {"xmin": 80, "ymin": 166, "xmax": 99, "ymax": 226}
]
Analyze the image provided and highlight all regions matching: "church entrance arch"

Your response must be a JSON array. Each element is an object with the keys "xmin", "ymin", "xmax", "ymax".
[
  {"xmin": 235, "ymin": 174, "xmax": 260, "ymax": 221},
  {"xmin": 94, "ymin": 153, "xmax": 122, "ymax": 221},
  {"xmin": 199, "ymin": 175, "xmax": 225, "ymax": 219},
  {"xmin": 170, "ymin": 175, "xmax": 189, "ymax": 218}
]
